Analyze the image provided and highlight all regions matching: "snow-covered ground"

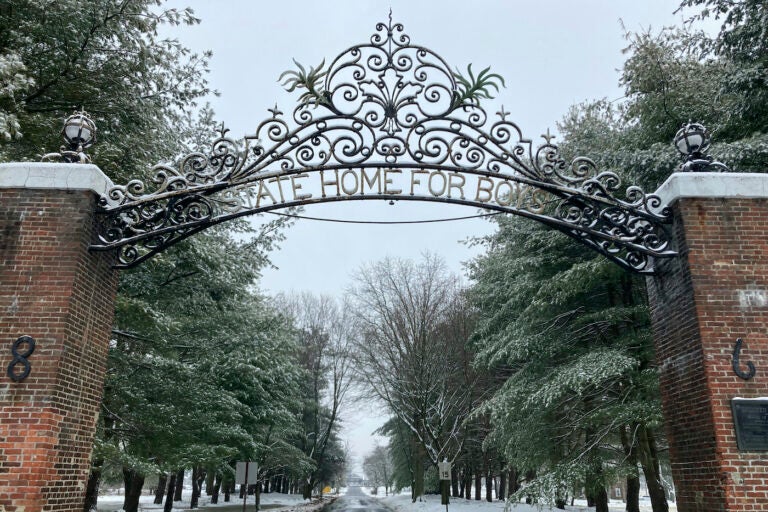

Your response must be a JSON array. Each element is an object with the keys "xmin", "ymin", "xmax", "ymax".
[
  {"xmin": 95, "ymin": 487, "xmax": 674, "ymax": 512},
  {"xmin": 363, "ymin": 487, "xmax": 677, "ymax": 512},
  {"xmin": 95, "ymin": 490, "xmax": 335, "ymax": 512}
]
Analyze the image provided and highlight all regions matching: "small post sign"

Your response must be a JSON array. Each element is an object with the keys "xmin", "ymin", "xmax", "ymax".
[
  {"xmin": 438, "ymin": 461, "xmax": 452, "ymax": 481},
  {"xmin": 438, "ymin": 460, "xmax": 451, "ymax": 508},
  {"xmin": 236, "ymin": 461, "xmax": 259, "ymax": 485},
  {"xmin": 236, "ymin": 461, "xmax": 258, "ymax": 512}
]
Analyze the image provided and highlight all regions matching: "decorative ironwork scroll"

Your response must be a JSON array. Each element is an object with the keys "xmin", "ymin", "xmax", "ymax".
[{"xmin": 92, "ymin": 15, "xmax": 676, "ymax": 273}]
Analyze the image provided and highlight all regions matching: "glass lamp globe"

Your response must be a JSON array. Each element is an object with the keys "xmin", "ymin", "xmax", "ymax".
[
  {"xmin": 674, "ymin": 122, "xmax": 709, "ymax": 156},
  {"xmin": 62, "ymin": 111, "xmax": 97, "ymax": 150}
]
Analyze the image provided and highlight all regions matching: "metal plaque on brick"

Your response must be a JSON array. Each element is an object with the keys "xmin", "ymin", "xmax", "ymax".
[{"xmin": 731, "ymin": 399, "xmax": 768, "ymax": 451}]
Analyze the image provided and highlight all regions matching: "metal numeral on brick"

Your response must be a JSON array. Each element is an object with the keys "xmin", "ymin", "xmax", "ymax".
[
  {"xmin": 7, "ymin": 335, "xmax": 35, "ymax": 382},
  {"xmin": 732, "ymin": 337, "xmax": 756, "ymax": 381}
]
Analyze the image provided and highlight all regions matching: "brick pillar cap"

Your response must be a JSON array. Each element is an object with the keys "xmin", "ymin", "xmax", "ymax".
[
  {"xmin": 0, "ymin": 162, "xmax": 113, "ymax": 196},
  {"xmin": 655, "ymin": 172, "xmax": 768, "ymax": 209}
]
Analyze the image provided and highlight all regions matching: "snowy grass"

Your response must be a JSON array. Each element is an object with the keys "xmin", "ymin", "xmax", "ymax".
[
  {"xmin": 96, "ymin": 490, "xmax": 334, "ymax": 512},
  {"xmin": 95, "ymin": 488, "xmax": 675, "ymax": 512},
  {"xmin": 363, "ymin": 487, "xmax": 677, "ymax": 512}
]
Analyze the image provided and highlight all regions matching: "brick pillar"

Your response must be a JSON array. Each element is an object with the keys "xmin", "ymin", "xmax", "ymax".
[
  {"xmin": 648, "ymin": 173, "xmax": 768, "ymax": 512},
  {"xmin": 0, "ymin": 163, "xmax": 117, "ymax": 511}
]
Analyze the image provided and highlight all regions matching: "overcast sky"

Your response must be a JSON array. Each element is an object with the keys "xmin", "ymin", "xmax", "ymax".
[{"xmin": 163, "ymin": 0, "xmax": 704, "ymax": 472}]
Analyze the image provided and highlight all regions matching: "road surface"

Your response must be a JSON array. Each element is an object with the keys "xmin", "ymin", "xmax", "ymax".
[{"xmin": 326, "ymin": 487, "xmax": 392, "ymax": 512}]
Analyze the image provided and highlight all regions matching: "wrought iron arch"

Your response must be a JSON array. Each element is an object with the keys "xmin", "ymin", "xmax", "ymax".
[{"xmin": 92, "ymin": 15, "xmax": 675, "ymax": 273}]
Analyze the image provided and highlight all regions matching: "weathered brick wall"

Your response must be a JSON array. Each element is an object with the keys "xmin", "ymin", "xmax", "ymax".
[
  {"xmin": 0, "ymin": 188, "xmax": 117, "ymax": 511},
  {"xmin": 648, "ymin": 197, "xmax": 768, "ymax": 512}
]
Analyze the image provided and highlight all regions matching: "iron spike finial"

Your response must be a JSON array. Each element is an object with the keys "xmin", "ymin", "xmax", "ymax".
[{"xmin": 268, "ymin": 104, "xmax": 283, "ymax": 118}]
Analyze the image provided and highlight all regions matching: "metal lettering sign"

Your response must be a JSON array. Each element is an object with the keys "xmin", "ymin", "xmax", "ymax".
[
  {"xmin": 731, "ymin": 399, "xmax": 768, "ymax": 451},
  {"xmin": 92, "ymin": 15, "xmax": 675, "ymax": 275}
]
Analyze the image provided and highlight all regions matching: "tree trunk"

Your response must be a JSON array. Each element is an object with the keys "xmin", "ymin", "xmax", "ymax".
[
  {"xmin": 509, "ymin": 468, "xmax": 520, "ymax": 495},
  {"xmin": 498, "ymin": 471, "xmax": 506, "ymax": 501},
  {"xmin": 197, "ymin": 468, "xmax": 206, "ymax": 501},
  {"xmin": 174, "ymin": 469, "xmax": 184, "ymax": 500},
  {"xmin": 164, "ymin": 472, "xmax": 177, "ymax": 512},
  {"xmin": 206, "ymin": 468, "xmax": 215, "ymax": 495},
  {"xmin": 412, "ymin": 442, "xmax": 424, "ymax": 502},
  {"xmin": 620, "ymin": 424, "xmax": 641, "ymax": 512},
  {"xmin": 191, "ymin": 466, "xmax": 204, "ymax": 508},
  {"xmin": 637, "ymin": 425, "xmax": 669, "ymax": 512},
  {"xmin": 256, "ymin": 481, "xmax": 262, "ymax": 511},
  {"xmin": 554, "ymin": 482, "xmax": 567, "ymax": 510},
  {"xmin": 594, "ymin": 486, "xmax": 609, "ymax": 512},
  {"xmin": 485, "ymin": 465, "xmax": 493, "ymax": 502},
  {"xmin": 211, "ymin": 472, "xmax": 222, "ymax": 504},
  {"xmin": 190, "ymin": 466, "xmax": 198, "ymax": 508},
  {"xmin": 626, "ymin": 475, "xmax": 641, "ymax": 512},
  {"xmin": 474, "ymin": 470, "xmax": 481, "ymax": 500},
  {"xmin": 154, "ymin": 473, "xmax": 168, "ymax": 504},
  {"xmin": 451, "ymin": 466, "xmax": 459, "ymax": 497},
  {"xmin": 122, "ymin": 467, "xmax": 145, "ymax": 512},
  {"xmin": 223, "ymin": 479, "xmax": 231, "ymax": 501},
  {"xmin": 83, "ymin": 458, "xmax": 103, "ymax": 512},
  {"xmin": 463, "ymin": 468, "xmax": 471, "ymax": 500},
  {"xmin": 584, "ymin": 424, "xmax": 604, "ymax": 511},
  {"xmin": 524, "ymin": 470, "xmax": 536, "ymax": 505}
]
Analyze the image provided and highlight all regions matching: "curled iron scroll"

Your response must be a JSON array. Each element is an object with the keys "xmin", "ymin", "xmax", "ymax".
[{"xmin": 732, "ymin": 338, "xmax": 756, "ymax": 380}]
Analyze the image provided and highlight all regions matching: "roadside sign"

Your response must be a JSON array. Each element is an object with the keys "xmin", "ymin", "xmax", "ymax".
[
  {"xmin": 438, "ymin": 461, "xmax": 451, "ymax": 480},
  {"xmin": 235, "ymin": 461, "xmax": 259, "ymax": 485}
]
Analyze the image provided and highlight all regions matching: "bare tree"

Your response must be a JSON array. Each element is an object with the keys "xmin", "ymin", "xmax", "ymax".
[
  {"xmin": 349, "ymin": 254, "xmax": 476, "ymax": 501},
  {"xmin": 277, "ymin": 292, "xmax": 355, "ymax": 497},
  {"xmin": 363, "ymin": 444, "xmax": 395, "ymax": 495}
]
